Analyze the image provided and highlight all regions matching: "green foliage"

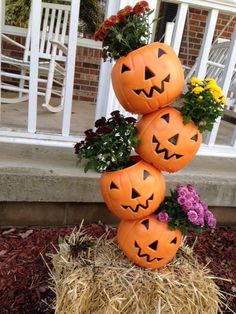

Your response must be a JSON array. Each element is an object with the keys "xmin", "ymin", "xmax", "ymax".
[
  {"xmin": 74, "ymin": 111, "xmax": 139, "ymax": 173},
  {"xmin": 5, "ymin": 0, "xmax": 103, "ymax": 32}
]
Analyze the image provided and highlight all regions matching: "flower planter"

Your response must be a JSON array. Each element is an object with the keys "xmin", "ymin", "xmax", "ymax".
[
  {"xmin": 117, "ymin": 214, "xmax": 182, "ymax": 269},
  {"xmin": 111, "ymin": 42, "xmax": 184, "ymax": 114},
  {"xmin": 100, "ymin": 158, "xmax": 166, "ymax": 220},
  {"xmin": 135, "ymin": 107, "xmax": 202, "ymax": 173}
]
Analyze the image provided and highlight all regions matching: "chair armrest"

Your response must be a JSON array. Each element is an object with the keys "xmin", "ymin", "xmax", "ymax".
[
  {"xmin": 49, "ymin": 39, "xmax": 68, "ymax": 55},
  {"xmin": 1, "ymin": 34, "xmax": 25, "ymax": 50}
]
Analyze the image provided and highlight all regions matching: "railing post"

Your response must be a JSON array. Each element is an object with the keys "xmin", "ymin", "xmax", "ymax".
[
  {"xmin": 195, "ymin": 9, "xmax": 219, "ymax": 79},
  {"xmin": 62, "ymin": 0, "xmax": 81, "ymax": 136},
  {"xmin": 170, "ymin": 3, "xmax": 188, "ymax": 55},
  {"xmin": 28, "ymin": 0, "xmax": 41, "ymax": 133}
]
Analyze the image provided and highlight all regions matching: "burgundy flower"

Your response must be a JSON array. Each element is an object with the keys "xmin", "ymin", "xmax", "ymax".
[
  {"xmin": 95, "ymin": 117, "xmax": 106, "ymax": 128},
  {"xmin": 74, "ymin": 141, "xmax": 84, "ymax": 154},
  {"xmin": 96, "ymin": 126, "xmax": 113, "ymax": 134},
  {"xmin": 125, "ymin": 117, "xmax": 137, "ymax": 124},
  {"xmin": 110, "ymin": 110, "xmax": 120, "ymax": 117}
]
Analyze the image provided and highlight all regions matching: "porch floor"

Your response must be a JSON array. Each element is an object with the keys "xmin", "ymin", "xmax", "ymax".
[
  {"xmin": 1, "ymin": 94, "xmax": 235, "ymax": 146},
  {"xmin": 0, "ymin": 94, "xmax": 95, "ymax": 136}
]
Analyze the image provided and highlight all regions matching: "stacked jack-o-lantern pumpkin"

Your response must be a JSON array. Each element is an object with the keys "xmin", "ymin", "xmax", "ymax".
[{"xmin": 94, "ymin": 2, "xmax": 206, "ymax": 270}]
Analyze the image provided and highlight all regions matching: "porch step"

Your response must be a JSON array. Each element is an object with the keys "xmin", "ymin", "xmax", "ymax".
[{"xmin": 0, "ymin": 143, "xmax": 236, "ymax": 226}]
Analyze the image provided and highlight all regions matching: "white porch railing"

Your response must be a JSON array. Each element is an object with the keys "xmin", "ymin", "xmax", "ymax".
[{"xmin": 0, "ymin": 0, "xmax": 236, "ymax": 158}]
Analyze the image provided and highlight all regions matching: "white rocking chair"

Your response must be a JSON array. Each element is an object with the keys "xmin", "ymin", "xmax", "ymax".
[{"xmin": 1, "ymin": 0, "xmax": 74, "ymax": 113}]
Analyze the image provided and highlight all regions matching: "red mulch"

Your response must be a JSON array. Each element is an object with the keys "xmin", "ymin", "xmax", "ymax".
[{"xmin": 0, "ymin": 224, "xmax": 235, "ymax": 314}]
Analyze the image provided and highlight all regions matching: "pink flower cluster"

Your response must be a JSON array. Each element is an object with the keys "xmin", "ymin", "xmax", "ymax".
[{"xmin": 177, "ymin": 184, "xmax": 216, "ymax": 228}]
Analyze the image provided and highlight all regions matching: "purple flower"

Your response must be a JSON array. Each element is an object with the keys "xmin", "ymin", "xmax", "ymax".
[
  {"xmin": 156, "ymin": 211, "xmax": 170, "ymax": 223},
  {"xmin": 208, "ymin": 217, "xmax": 216, "ymax": 229},
  {"xmin": 187, "ymin": 210, "xmax": 198, "ymax": 224},
  {"xmin": 178, "ymin": 189, "xmax": 187, "ymax": 197},
  {"xmin": 95, "ymin": 117, "xmax": 106, "ymax": 127},
  {"xmin": 195, "ymin": 217, "xmax": 205, "ymax": 227},
  {"xmin": 187, "ymin": 184, "xmax": 196, "ymax": 193},
  {"xmin": 201, "ymin": 201, "xmax": 208, "ymax": 211},
  {"xmin": 177, "ymin": 196, "xmax": 186, "ymax": 205},
  {"xmin": 204, "ymin": 210, "xmax": 214, "ymax": 222},
  {"xmin": 84, "ymin": 128, "xmax": 96, "ymax": 140},
  {"xmin": 184, "ymin": 200, "xmax": 193, "ymax": 210}
]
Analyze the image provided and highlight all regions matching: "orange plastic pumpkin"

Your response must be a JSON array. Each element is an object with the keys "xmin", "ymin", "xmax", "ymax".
[
  {"xmin": 100, "ymin": 159, "xmax": 166, "ymax": 220},
  {"xmin": 135, "ymin": 107, "xmax": 202, "ymax": 173},
  {"xmin": 117, "ymin": 215, "xmax": 182, "ymax": 269},
  {"xmin": 111, "ymin": 42, "xmax": 184, "ymax": 114}
]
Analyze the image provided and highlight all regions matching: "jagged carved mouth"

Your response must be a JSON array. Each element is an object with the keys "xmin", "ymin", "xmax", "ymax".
[
  {"xmin": 134, "ymin": 241, "xmax": 163, "ymax": 262},
  {"xmin": 121, "ymin": 194, "xmax": 154, "ymax": 212},
  {"xmin": 133, "ymin": 74, "xmax": 170, "ymax": 98},
  {"xmin": 152, "ymin": 135, "xmax": 183, "ymax": 160}
]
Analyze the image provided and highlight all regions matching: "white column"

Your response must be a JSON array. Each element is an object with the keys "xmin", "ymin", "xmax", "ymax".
[
  {"xmin": 62, "ymin": 0, "xmax": 81, "ymax": 136},
  {"xmin": 28, "ymin": 0, "xmax": 41, "ymax": 133},
  {"xmin": 170, "ymin": 3, "xmax": 188, "ymax": 55}
]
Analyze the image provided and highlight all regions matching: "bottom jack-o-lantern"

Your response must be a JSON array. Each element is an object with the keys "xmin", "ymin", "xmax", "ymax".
[
  {"xmin": 135, "ymin": 107, "xmax": 202, "ymax": 173},
  {"xmin": 100, "ymin": 158, "xmax": 166, "ymax": 220},
  {"xmin": 117, "ymin": 215, "xmax": 182, "ymax": 269}
]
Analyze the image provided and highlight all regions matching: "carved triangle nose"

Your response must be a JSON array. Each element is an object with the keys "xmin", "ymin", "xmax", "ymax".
[
  {"xmin": 168, "ymin": 134, "xmax": 179, "ymax": 145},
  {"xmin": 149, "ymin": 240, "xmax": 158, "ymax": 251},
  {"xmin": 131, "ymin": 188, "xmax": 140, "ymax": 199},
  {"xmin": 145, "ymin": 67, "xmax": 155, "ymax": 80}
]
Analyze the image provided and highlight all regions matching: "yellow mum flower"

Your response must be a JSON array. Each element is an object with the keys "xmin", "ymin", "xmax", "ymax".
[
  {"xmin": 205, "ymin": 78, "xmax": 217, "ymax": 85},
  {"xmin": 220, "ymin": 95, "xmax": 226, "ymax": 105},
  {"xmin": 192, "ymin": 86, "xmax": 204, "ymax": 94},
  {"xmin": 190, "ymin": 77, "xmax": 203, "ymax": 86},
  {"xmin": 212, "ymin": 90, "xmax": 221, "ymax": 101}
]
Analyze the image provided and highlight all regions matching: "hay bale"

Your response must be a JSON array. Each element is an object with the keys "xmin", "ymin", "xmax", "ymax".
[{"xmin": 50, "ymin": 228, "xmax": 224, "ymax": 314}]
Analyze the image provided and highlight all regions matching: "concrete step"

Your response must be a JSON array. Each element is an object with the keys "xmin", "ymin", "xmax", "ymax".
[{"xmin": 0, "ymin": 142, "xmax": 236, "ymax": 226}]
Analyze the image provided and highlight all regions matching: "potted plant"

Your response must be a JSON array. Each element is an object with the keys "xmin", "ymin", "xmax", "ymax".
[
  {"xmin": 135, "ymin": 77, "xmax": 226, "ymax": 172},
  {"xmin": 94, "ymin": 1, "xmax": 184, "ymax": 114},
  {"xmin": 74, "ymin": 110, "xmax": 166, "ymax": 220},
  {"xmin": 117, "ymin": 183, "xmax": 216, "ymax": 269},
  {"xmin": 180, "ymin": 77, "xmax": 226, "ymax": 133}
]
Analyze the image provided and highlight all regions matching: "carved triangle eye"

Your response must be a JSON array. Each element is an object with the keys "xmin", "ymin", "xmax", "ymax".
[
  {"xmin": 158, "ymin": 48, "xmax": 166, "ymax": 58},
  {"xmin": 191, "ymin": 134, "xmax": 198, "ymax": 142},
  {"xmin": 149, "ymin": 240, "xmax": 158, "ymax": 251},
  {"xmin": 168, "ymin": 134, "xmax": 179, "ymax": 145},
  {"xmin": 143, "ymin": 170, "xmax": 150, "ymax": 180},
  {"xmin": 141, "ymin": 219, "xmax": 149, "ymax": 230},
  {"xmin": 110, "ymin": 181, "xmax": 118, "ymax": 189},
  {"xmin": 161, "ymin": 113, "xmax": 169, "ymax": 123},
  {"xmin": 170, "ymin": 237, "xmax": 177, "ymax": 244},
  {"xmin": 121, "ymin": 64, "xmax": 131, "ymax": 73},
  {"xmin": 145, "ymin": 66, "xmax": 155, "ymax": 80}
]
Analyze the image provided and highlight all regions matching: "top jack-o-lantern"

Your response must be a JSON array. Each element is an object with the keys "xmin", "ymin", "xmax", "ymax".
[
  {"xmin": 135, "ymin": 107, "xmax": 202, "ymax": 172},
  {"xmin": 111, "ymin": 42, "xmax": 184, "ymax": 115}
]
